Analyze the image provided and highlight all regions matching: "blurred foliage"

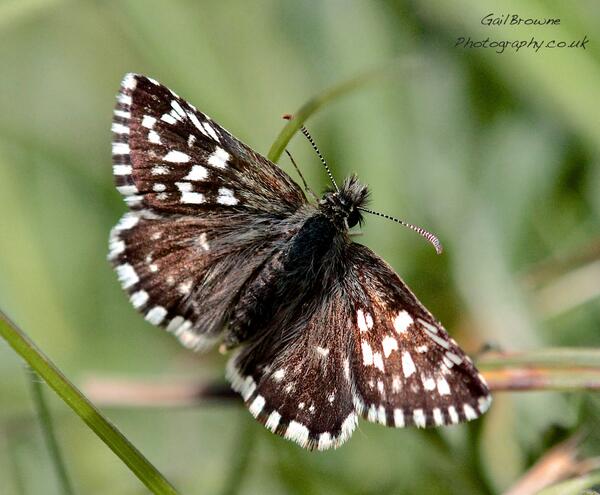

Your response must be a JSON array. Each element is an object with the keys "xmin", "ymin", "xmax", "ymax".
[{"xmin": 0, "ymin": 0, "xmax": 599, "ymax": 494}]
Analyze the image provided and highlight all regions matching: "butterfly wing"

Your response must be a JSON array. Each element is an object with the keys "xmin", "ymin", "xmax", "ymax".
[
  {"xmin": 227, "ymin": 242, "xmax": 491, "ymax": 450},
  {"xmin": 110, "ymin": 74, "xmax": 306, "ymax": 349},
  {"xmin": 346, "ymin": 244, "xmax": 491, "ymax": 429},
  {"xmin": 227, "ymin": 285, "xmax": 359, "ymax": 451},
  {"xmin": 112, "ymin": 73, "xmax": 306, "ymax": 215}
]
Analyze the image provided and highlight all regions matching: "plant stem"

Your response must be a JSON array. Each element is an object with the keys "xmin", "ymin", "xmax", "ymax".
[
  {"xmin": 0, "ymin": 309, "xmax": 179, "ymax": 495},
  {"xmin": 29, "ymin": 368, "xmax": 75, "ymax": 495},
  {"xmin": 478, "ymin": 349, "xmax": 600, "ymax": 370},
  {"xmin": 220, "ymin": 416, "xmax": 256, "ymax": 495},
  {"xmin": 266, "ymin": 57, "xmax": 420, "ymax": 163}
]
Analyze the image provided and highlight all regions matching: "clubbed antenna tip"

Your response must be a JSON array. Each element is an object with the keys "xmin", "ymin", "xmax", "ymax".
[{"xmin": 358, "ymin": 207, "xmax": 443, "ymax": 254}]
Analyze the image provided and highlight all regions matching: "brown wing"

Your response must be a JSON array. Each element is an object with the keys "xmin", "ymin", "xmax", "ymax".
[
  {"xmin": 112, "ymin": 73, "xmax": 306, "ymax": 216},
  {"xmin": 226, "ymin": 242, "xmax": 491, "ymax": 450}
]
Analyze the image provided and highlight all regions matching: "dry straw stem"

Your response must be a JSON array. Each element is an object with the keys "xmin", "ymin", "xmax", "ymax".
[
  {"xmin": 503, "ymin": 435, "xmax": 600, "ymax": 495},
  {"xmin": 478, "ymin": 349, "xmax": 600, "ymax": 391},
  {"xmin": 82, "ymin": 347, "xmax": 600, "ymax": 408}
]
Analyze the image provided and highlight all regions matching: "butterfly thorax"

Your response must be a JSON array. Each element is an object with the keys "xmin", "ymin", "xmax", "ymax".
[
  {"xmin": 226, "ymin": 178, "xmax": 369, "ymax": 347},
  {"xmin": 319, "ymin": 175, "xmax": 369, "ymax": 229}
]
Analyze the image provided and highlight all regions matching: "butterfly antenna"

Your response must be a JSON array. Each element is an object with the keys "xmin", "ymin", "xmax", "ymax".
[
  {"xmin": 284, "ymin": 149, "xmax": 318, "ymax": 201},
  {"xmin": 283, "ymin": 114, "xmax": 339, "ymax": 191},
  {"xmin": 358, "ymin": 207, "xmax": 443, "ymax": 254}
]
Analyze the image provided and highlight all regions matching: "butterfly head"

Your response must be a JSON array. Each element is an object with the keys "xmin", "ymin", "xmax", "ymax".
[{"xmin": 320, "ymin": 175, "xmax": 369, "ymax": 229}]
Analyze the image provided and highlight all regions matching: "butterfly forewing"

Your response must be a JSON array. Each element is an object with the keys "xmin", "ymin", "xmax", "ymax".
[
  {"xmin": 110, "ymin": 73, "xmax": 306, "ymax": 349},
  {"xmin": 112, "ymin": 73, "xmax": 305, "ymax": 215}
]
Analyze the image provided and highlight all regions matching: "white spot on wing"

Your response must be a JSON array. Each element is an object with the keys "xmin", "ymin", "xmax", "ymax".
[
  {"xmin": 445, "ymin": 351, "xmax": 463, "ymax": 365},
  {"xmin": 115, "ymin": 184, "xmax": 137, "ymax": 195},
  {"xmin": 382, "ymin": 336, "xmax": 398, "ymax": 357},
  {"xmin": 108, "ymin": 239, "xmax": 125, "ymax": 259},
  {"xmin": 118, "ymin": 94, "xmax": 132, "ymax": 105},
  {"xmin": 422, "ymin": 376, "xmax": 436, "ymax": 391},
  {"xmin": 394, "ymin": 310, "xmax": 413, "ymax": 334},
  {"xmin": 164, "ymin": 150, "xmax": 190, "ymax": 163},
  {"xmin": 361, "ymin": 341, "xmax": 373, "ymax": 366},
  {"xmin": 478, "ymin": 395, "xmax": 492, "ymax": 414},
  {"xmin": 166, "ymin": 316, "xmax": 184, "ymax": 333},
  {"xmin": 357, "ymin": 309, "xmax": 368, "ymax": 332},
  {"xmin": 433, "ymin": 408, "xmax": 444, "ymax": 426},
  {"xmin": 130, "ymin": 290, "xmax": 149, "ymax": 308},
  {"xmin": 151, "ymin": 165, "xmax": 169, "ymax": 175},
  {"xmin": 113, "ymin": 164, "xmax": 132, "ymax": 175},
  {"xmin": 181, "ymin": 191, "xmax": 205, "ymax": 204},
  {"xmin": 413, "ymin": 409, "xmax": 426, "ymax": 428},
  {"xmin": 272, "ymin": 369, "xmax": 285, "ymax": 382},
  {"xmin": 176, "ymin": 182, "xmax": 192, "ymax": 192},
  {"xmin": 178, "ymin": 280, "xmax": 193, "ymax": 296},
  {"xmin": 148, "ymin": 130, "xmax": 161, "ymax": 144},
  {"xmin": 285, "ymin": 421, "xmax": 309, "ymax": 447},
  {"xmin": 141, "ymin": 115, "xmax": 157, "ymax": 129},
  {"xmin": 207, "ymin": 147, "xmax": 230, "ymax": 169},
  {"xmin": 316, "ymin": 346, "xmax": 329, "ymax": 358},
  {"xmin": 198, "ymin": 232, "xmax": 210, "ymax": 251},
  {"xmin": 437, "ymin": 376, "xmax": 451, "ymax": 396},
  {"xmin": 145, "ymin": 306, "xmax": 167, "ymax": 325},
  {"xmin": 217, "ymin": 187, "xmax": 238, "ymax": 205},
  {"xmin": 249, "ymin": 395, "xmax": 265, "ymax": 417},
  {"xmin": 121, "ymin": 73, "xmax": 137, "ymax": 90},
  {"xmin": 116, "ymin": 263, "xmax": 138, "ymax": 288},
  {"xmin": 202, "ymin": 121, "xmax": 220, "ymax": 142},
  {"xmin": 115, "ymin": 213, "xmax": 139, "ymax": 230},
  {"xmin": 153, "ymin": 183, "xmax": 166, "ymax": 192},
  {"xmin": 171, "ymin": 100, "xmax": 187, "ymax": 119},
  {"xmin": 188, "ymin": 112, "xmax": 208, "ymax": 137},
  {"xmin": 394, "ymin": 408, "xmax": 405, "ymax": 427},
  {"xmin": 377, "ymin": 405, "xmax": 386, "ymax": 425},
  {"xmin": 184, "ymin": 165, "xmax": 208, "ymax": 181},
  {"xmin": 265, "ymin": 411, "xmax": 281, "ymax": 432},
  {"xmin": 418, "ymin": 318, "xmax": 438, "ymax": 334},
  {"xmin": 463, "ymin": 404, "xmax": 477, "ymax": 421},
  {"xmin": 111, "ymin": 123, "xmax": 129, "ymax": 135},
  {"xmin": 401, "ymin": 351, "xmax": 416, "ymax": 377},
  {"xmin": 448, "ymin": 406, "xmax": 459, "ymax": 424},
  {"xmin": 318, "ymin": 432, "xmax": 333, "ymax": 450},
  {"xmin": 112, "ymin": 142, "xmax": 129, "ymax": 155},
  {"xmin": 161, "ymin": 113, "xmax": 177, "ymax": 125},
  {"xmin": 373, "ymin": 352, "xmax": 385, "ymax": 372}
]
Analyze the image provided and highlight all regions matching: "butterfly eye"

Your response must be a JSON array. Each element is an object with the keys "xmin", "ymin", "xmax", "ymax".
[{"xmin": 347, "ymin": 208, "xmax": 360, "ymax": 228}]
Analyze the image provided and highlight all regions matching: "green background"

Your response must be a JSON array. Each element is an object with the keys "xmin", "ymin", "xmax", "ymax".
[{"xmin": 1, "ymin": 1, "xmax": 599, "ymax": 494}]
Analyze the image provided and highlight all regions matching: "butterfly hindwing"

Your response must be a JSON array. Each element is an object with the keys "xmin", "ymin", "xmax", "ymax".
[
  {"xmin": 346, "ymin": 244, "xmax": 491, "ymax": 428},
  {"xmin": 112, "ymin": 73, "xmax": 306, "ymax": 215},
  {"xmin": 227, "ymin": 288, "xmax": 359, "ymax": 451}
]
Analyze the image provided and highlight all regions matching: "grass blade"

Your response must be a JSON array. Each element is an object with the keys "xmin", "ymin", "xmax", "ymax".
[
  {"xmin": 29, "ymin": 368, "xmax": 75, "ymax": 495},
  {"xmin": 266, "ymin": 57, "xmax": 420, "ymax": 163},
  {"xmin": 0, "ymin": 309, "xmax": 179, "ymax": 495}
]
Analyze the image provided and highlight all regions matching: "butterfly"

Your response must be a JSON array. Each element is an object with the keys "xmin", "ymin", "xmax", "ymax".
[{"xmin": 109, "ymin": 73, "xmax": 491, "ymax": 450}]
